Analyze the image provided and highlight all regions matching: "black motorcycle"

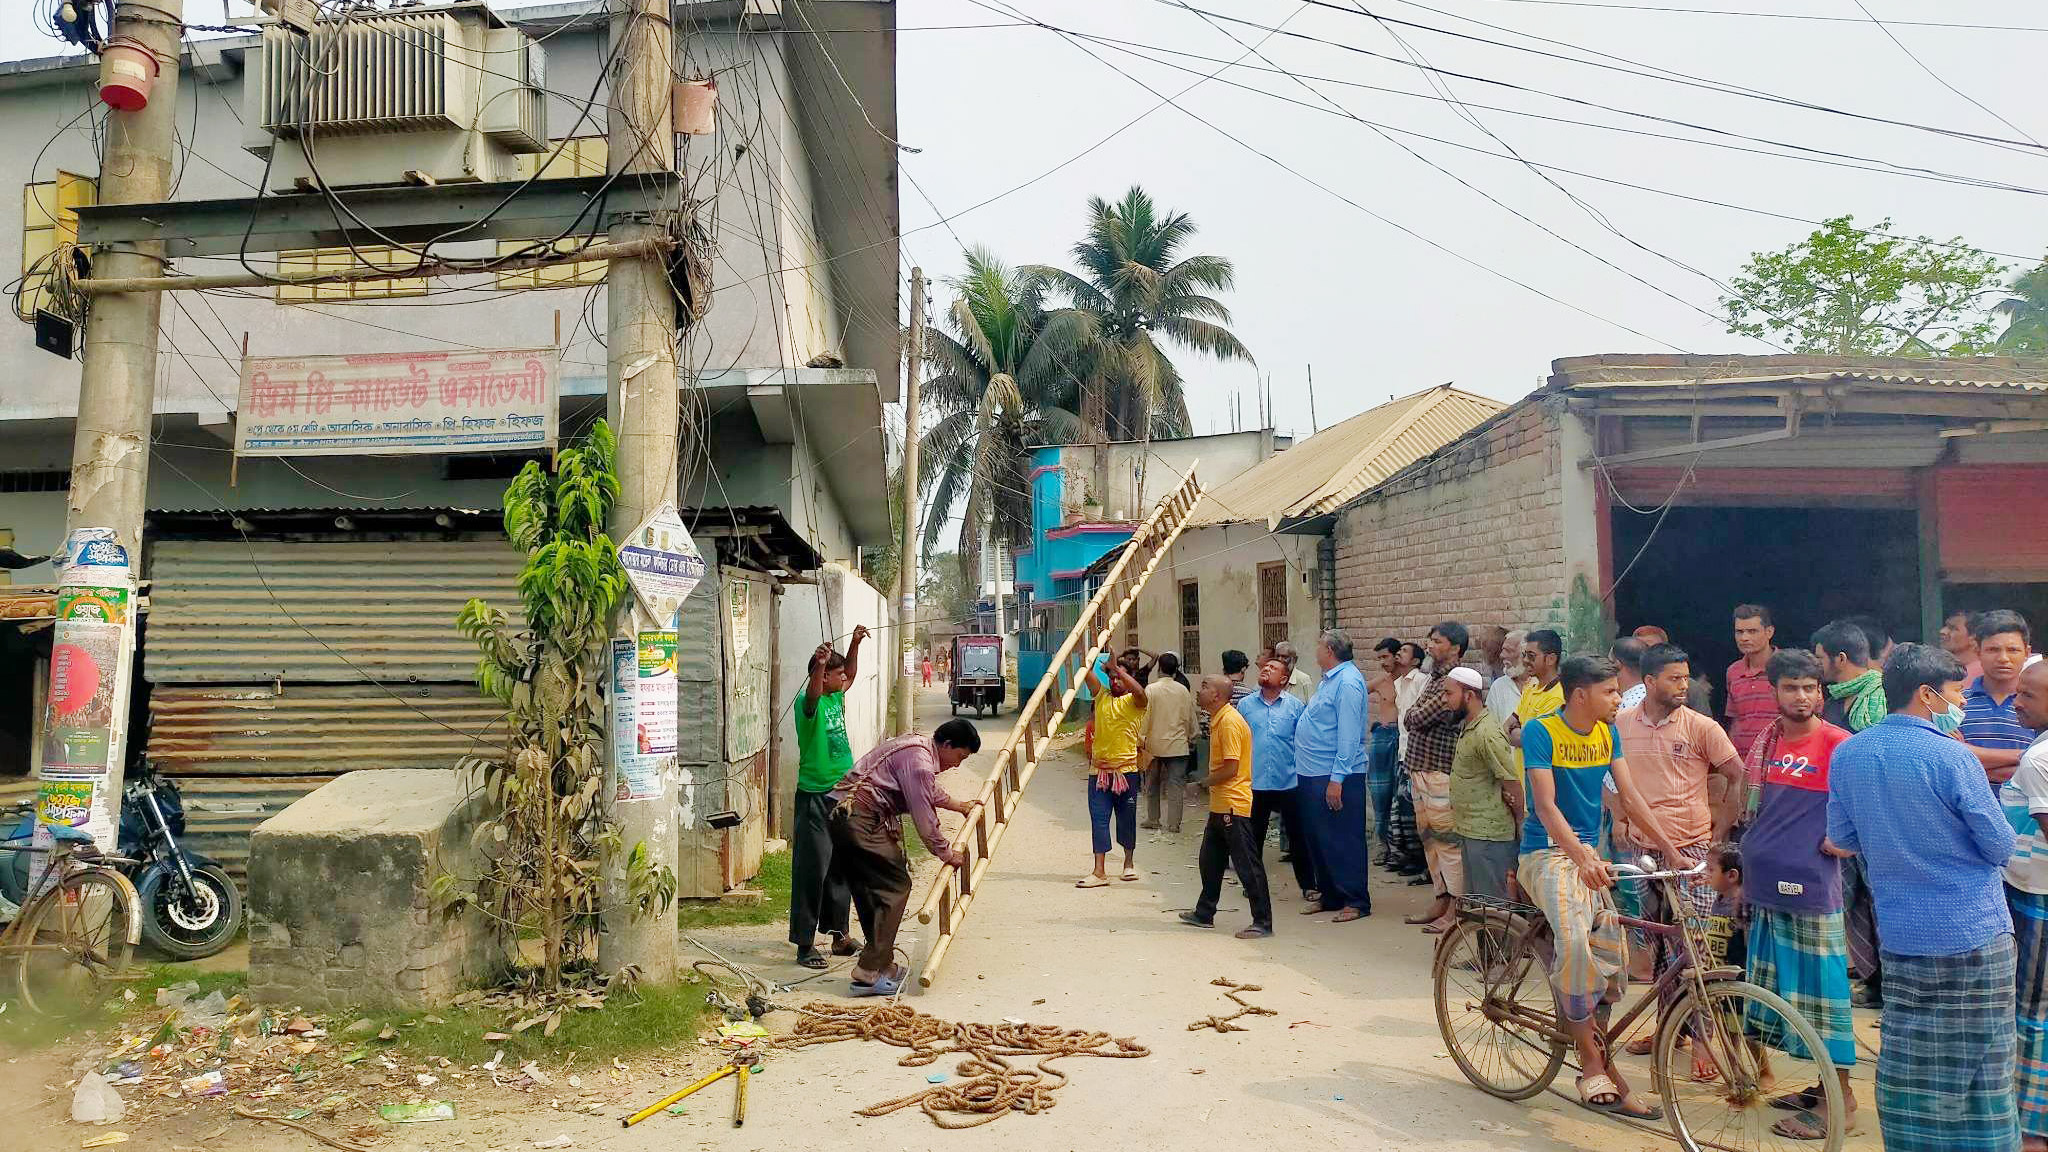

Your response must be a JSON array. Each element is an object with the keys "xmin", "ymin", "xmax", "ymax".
[{"xmin": 120, "ymin": 762, "xmax": 242, "ymax": 960}]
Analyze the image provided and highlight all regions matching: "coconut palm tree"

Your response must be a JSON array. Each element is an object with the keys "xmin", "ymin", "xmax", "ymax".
[
  {"xmin": 1029, "ymin": 187, "xmax": 1254, "ymax": 466},
  {"xmin": 917, "ymin": 248, "xmax": 1090, "ymax": 575},
  {"xmin": 1995, "ymin": 259, "xmax": 2048, "ymax": 353}
]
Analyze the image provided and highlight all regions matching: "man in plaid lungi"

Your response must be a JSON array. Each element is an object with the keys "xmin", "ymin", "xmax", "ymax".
[{"xmin": 2004, "ymin": 660, "xmax": 2048, "ymax": 1152}]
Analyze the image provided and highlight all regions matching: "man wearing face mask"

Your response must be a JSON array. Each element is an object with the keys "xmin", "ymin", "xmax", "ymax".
[{"xmin": 1827, "ymin": 643, "xmax": 2019, "ymax": 1152}]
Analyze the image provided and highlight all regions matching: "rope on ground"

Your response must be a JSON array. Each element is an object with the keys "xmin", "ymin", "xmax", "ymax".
[
  {"xmin": 1188, "ymin": 977, "xmax": 1278, "ymax": 1034},
  {"xmin": 783, "ymin": 1001, "xmax": 1150, "ymax": 1129}
]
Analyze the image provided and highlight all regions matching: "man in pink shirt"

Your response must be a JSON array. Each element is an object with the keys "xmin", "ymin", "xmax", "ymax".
[
  {"xmin": 828, "ymin": 719, "xmax": 983, "ymax": 995},
  {"xmin": 1613, "ymin": 642, "xmax": 1745, "ymax": 1049},
  {"xmin": 1724, "ymin": 603, "xmax": 1779, "ymax": 752}
]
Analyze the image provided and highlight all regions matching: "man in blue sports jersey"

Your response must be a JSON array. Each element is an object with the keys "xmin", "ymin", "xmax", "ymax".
[{"xmin": 1519, "ymin": 654, "xmax": 1683, "ymax": 1122}]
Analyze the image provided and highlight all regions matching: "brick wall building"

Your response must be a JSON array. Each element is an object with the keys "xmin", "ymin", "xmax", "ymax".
[{"xmin": 1332, "ymin": 397, "xmax": 1599, "ymax": 649}]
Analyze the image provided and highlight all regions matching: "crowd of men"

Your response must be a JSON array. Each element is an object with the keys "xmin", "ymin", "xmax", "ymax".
[{"xmin": 781, "ymin": 602, "xmax": 2048, "ymax": 1152}]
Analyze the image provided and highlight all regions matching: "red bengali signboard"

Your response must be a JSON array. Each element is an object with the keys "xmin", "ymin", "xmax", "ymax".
[{"xmin": 235, "ymin": 347, "xmax": 559, "ymax": 457}]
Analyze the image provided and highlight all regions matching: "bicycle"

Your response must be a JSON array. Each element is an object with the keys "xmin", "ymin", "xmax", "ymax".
[
  {"xmin": 1, "ymin": 800, "xmax": 141, "ymax": 1015},
  {"xmin": 1433, "ymin": 858, "xmax": 1845, "ymax": 1152}
]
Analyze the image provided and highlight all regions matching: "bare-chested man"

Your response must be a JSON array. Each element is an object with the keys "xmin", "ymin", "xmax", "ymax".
[{"xmin": 1368, "ymin": 637, "xmax": 1402, "ymax": 863}]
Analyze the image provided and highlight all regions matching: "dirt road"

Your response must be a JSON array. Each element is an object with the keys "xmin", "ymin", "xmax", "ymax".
[{"xmin": 9, "ymin": 687, "xmax": 1882, "ymax": 1151}]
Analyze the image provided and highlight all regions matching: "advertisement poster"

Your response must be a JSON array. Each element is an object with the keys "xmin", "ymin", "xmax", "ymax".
[
  {"xmin": 235, "ymin": 347, "xmax": 559, "ymax": 457},
  {"xmin": 608, "ymin": 632, "xmax": 676, "ymax": 803},
  {"xmin": 617, "ymin": 504, "xmax": 706, "ymax": 624},
  {"xmin": 39, "ymin": 587, "xmax": 129, "ymax": 775},
  {"xmin": 636, "ymin": 630, "xmax": 678, "ymax": 762}
]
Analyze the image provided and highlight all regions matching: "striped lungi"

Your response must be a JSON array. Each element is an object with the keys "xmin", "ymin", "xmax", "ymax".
[
  {"xmin": 1413, "ymin": 769, "xmax": 1464, "ymax": 899},
  {"xmin": 1876, "ymin": 935, "xmax": 2020, "ymax": 1152},
  {"xmin": 1387, "ymin": 770, "xmax": 1423, "ymax": 867},
  {"xmin": 1744, "ymin": 907, "xmax": 1857, "ymax": 1067},
  {"xmin": 2012, "ymin": 887, "xmax": 2048, "ymax": 1138},
  {"xmin": 1639, "ymin": 842, "xmax": 1714, "ymax": 1013},
  {"xmin": 1841, "ymin": 853, "xmax": 1881, "ymax": 980},
  {"xmin": 1518, "ymin": 848, "xmax": 1627, "ymax": 1024}
]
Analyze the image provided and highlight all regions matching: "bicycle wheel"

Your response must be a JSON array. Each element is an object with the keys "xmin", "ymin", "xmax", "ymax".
[
  {"xmin": 14, "ymin": 867, "xmax": 137, "ymax": 1015},
  {"xmin": 1655, "ymin": 980, "xmax": 1844, "ymax": 1152},
  {"xmin": 1434, "ymin": 916, "xmax": 1568, "ymax": 1100}
]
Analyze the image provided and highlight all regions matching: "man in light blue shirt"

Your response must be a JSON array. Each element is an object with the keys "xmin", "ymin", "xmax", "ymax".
[
  {"xmin": 1296, "ymin": 629, "xmax": 1370, "ymax": 920},
  {"xmin": 1243, "ymin": 656, "xmax": 1313, "ymax": 902},
  {"xmin": 1827, "ymin": 643, "xmax": 2018, "ymax": 1152}
]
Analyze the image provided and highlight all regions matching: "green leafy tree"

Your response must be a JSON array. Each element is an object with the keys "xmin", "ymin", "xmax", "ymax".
[
  {"xmin": 1994, "ymin": 259, "xmax": 2048, "ymax": 353},
  {"xmin": 919, "ymin": 247, "xmax": 1088, "ymax": 573},
  {"xmin": 1030, "ymin": 186, "xmax": 1254, "ymax": 455},
  {"xmin": 449, "ymin": 420, "xmax": 673, "ymax": 996},
  {"xmin": 918, "ymin": 551, "xmax": 981, "ymax": 638},
  {"xmin": 1722, "ymin": 215, "xmax": 2006, "ymax": 355}
]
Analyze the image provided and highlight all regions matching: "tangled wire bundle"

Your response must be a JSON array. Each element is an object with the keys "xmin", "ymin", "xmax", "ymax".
[
  {"xmin": 1188, "ymin": 977, "xmax": 1277, "ymax": 1033},
  {"xmin": 785, "ymin": 1001, "xmax": 1150, "ymax": 1128}
]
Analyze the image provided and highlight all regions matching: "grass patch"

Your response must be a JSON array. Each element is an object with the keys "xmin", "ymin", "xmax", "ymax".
[
  {"xmin": 382, "ymin": 980, "xmax": 716, "ymax": 1066},
  {"xmin": 674, "ymin": 850, "xmax": 791, "ymax": 930}
]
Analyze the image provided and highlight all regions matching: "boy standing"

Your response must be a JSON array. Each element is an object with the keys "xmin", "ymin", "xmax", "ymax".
[{"xmin": 790, "ymin": 625, "xmax": 868, "ymax": 969}]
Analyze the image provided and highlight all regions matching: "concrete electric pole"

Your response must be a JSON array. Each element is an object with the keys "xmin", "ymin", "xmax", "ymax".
[
  {"xmin": 56, "ymin": 0, "xmax": 184, "ymax": 840},
  {"xmin": 891, "ymin": 267, "xmax": 924, "ymax": 737},
  {"xmin": 598, "ymin": 0, "xmax": 680, "ymax": 983}
]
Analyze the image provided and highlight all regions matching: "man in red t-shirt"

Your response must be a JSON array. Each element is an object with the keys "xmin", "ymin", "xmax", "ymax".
[
  {"xmin": 1725, "ymin": 604, "xmax": 1780, "ymax": 751},
  {"xmin": 1738, "ymin": 648, "xmax": 1857, "ymax": 1141}
]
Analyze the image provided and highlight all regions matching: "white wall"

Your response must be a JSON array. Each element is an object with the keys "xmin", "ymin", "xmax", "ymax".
[
  {"xmin": 772, "ymin": 561, "xmax": 893, "ymax": 833},
  {"xmin": 1133, "ymin": 524, "xmax": 1323, "ymax": 676},
  {"xmin": 1060, "ymin": 431, "xmax": 1278, "ymax": 522}
]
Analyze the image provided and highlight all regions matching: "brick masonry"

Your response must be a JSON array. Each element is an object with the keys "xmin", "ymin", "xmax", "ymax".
[{"xmin": 1333, "ymin": 401, "xmax": 1572, "ymax": 644}]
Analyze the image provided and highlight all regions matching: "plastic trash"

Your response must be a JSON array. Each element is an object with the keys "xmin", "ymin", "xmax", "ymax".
[
  {"xmin": 179, "ymin": 991, "xmax": 229, "ymax": 1029},
  {"xmin": 70, "ymin": 1072, "xmax": 125, "ymax": 1124},
  {"xmin": 179, "ymin": 1070, "xmax": 226, "ymax": 1098},
  {"xmin": 378, "ymin": 1101, "xmax": 456, "ymax": 1123},
  {"xmin": 153, "ymin": 981, "xmax": 200, "ymax": 1008}
]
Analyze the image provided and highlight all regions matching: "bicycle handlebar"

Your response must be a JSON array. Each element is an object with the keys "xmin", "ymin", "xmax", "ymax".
[{"xmin": 1608, "ymin": 857, "xmax": 1710, "ymax": 882}]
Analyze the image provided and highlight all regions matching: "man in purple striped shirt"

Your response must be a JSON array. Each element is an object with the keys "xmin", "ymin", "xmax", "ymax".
[{"xmin": 828, "ymin": 719, "xmax": 983, "ymax": 995}]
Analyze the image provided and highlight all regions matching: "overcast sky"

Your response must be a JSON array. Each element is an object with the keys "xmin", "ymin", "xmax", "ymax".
[{"xmin": 10, "ymin": 0, "xmax": 2047, "ymax": 440}]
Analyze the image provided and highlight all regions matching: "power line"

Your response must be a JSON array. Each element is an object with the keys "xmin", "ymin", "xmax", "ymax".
[
  {"xmin": 1450, "ymin": 0, "xmax": 2048, "ymax": 34},
  {"xmin": 1845, "ymin": 0, "xmax": 2044, "ymax": 149},
  {"xmin": 979, "ymin": 0, "xmax": 1690, "ymax": 350}
]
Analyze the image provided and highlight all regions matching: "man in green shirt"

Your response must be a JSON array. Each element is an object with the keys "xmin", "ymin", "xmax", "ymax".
[
  {"xmin": 790, "ymin": 624, "xmax": 868, "ymax": 969},
  {"xmin": 1445, "ymin": 665, "xmax": 1522, "ymax": 905}
]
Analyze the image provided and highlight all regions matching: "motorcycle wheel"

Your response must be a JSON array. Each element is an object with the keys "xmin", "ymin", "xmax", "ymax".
[{"xmin": 137, "ymin": 863, "xmax": 243, "ymax": 960}]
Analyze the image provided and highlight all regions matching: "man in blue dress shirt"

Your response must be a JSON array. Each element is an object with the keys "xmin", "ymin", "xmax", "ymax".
[
  {"xmin": 1828, "ymin": 642, "xmax": 2019, "ymax": 1152},
  {"xmin": 1242, "ymin": 656, "xmax": 1313, "ymax": 903},
  {"xmin": 1296, "ymin": 629, "xmax": 1370, "ymax": 922}
]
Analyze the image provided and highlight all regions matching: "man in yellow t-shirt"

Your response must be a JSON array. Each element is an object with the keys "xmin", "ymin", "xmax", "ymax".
[
  {"xmin": 1078, "ymin": 651, "xmax": 1150, "ymax": 888},
  {"xmin": 1510, "ymin": 629, "xmax": 1566, "ymax": 766},
  {"xmin": 1179, "ymin": 675, "xmax": 1273, "ymax": 938}
]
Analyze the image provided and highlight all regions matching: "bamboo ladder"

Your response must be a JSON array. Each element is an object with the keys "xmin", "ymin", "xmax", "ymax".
[{"xmin": 912, "ymin": 468, "xmax": 1208, "ymax": 987}]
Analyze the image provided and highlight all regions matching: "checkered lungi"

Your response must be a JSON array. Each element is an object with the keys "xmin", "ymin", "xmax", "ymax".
[
  {"xmin": 1387, "ymin": 770, "xmax": 1423, "ymax": 870},
  {"xmin": 1639, "ymin": 842, "xmax": 1714, "ymax": 1013},
  {"xmin": 1745, "ymin": 907, "xmax": 1857, "ymax": 1067},
  {"xmin": 1876, "ymin": 935, "xmax": 2020, "ymax": 1152},
  {"xmin": 2012, "ymin": 887, "xmax": 2048, "ymax": 1138},
  {"xmin": 1518, "ymin": 847, "xmax": 1627, "ymax": 1024},
  {"xmin": 1412, "ymin": 768, "xmax": 1464, "ymax": 899}
]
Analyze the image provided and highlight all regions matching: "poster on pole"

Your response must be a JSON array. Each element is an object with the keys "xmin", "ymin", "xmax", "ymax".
[
  {"xmin": 609, "ymin": 631, "xmax": 677, "ymax": 804},
  {"xmin": 617, "ymin": 504, "xmax": 706, "ymax": 624},
  {"xmin": 234, "ymin": 348, "xmax": 559, "ymax": 457},
  {"xmin": 32, "ymin": 527, "xmax": 137, "ymax": 868}
]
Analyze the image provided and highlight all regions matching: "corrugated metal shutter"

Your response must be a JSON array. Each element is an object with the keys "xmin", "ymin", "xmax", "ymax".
[
  {"xmin": 177, "ymin": 776, "xmax": 334, "ymax": 880},
  {"xmin": 1937, "ymin": 464, "xmax": 2048, "ymax": 582},
  {"xmin": 147, "ymin": 683, "xmax": 508, "ymax": 775},
  {"xmin": 146, "ymin": 539, "xmax": 525, "ymax": 684},
  {"xmin": 1606, "ymin": 467, "xmax": 1915, "ymax": 508}
]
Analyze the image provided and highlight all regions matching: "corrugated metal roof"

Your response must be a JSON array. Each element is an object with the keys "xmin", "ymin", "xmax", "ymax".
[
  {"xmin": 1549, "ymin": 353, "xmax": 2048, "ymax": 392},
  {"xmin": 146, "ymin": 539, "xmax": 526, "ymax": 683},
  {"xmin": 1190, "ymin": 386, "xmax": 1505, "ymax": 526},
  {"xmin": 148, "ymin": 684, "xmax": 508, "ymax": 775}
]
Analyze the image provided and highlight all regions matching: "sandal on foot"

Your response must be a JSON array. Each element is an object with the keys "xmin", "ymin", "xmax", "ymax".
[
  {"xmin": 1771, "ymin": 1109, "xmax": 1829, "ymax": 1141},
  {"xmin": 1770, "ymin": 1087, "xmax": 1822, "ymax": 1112},
  {"xmin": 1121, "ymin": 867, "xmax": 1141, "ymax": 881},
  {"xmin": 1330, "ymin": 908, "xmax": 1367, "ymax": 923},
  {"xmin": 830, "ymin": 934, "xmax": 861, "ymax": 957},
  {"xmin": 848, "ymin": 971, "xmax": 903, "ymax": 997},
  {"xmin": 1177, "ymin": 911, "xmax": 1214, "ymax": 929},
  {"xmin": 1577, "ymin": 1074, "xmax": 1622, "ymax": 1113},
  {"xmin": 1614, "ymin": 1093, "xmax": 1663, "ymax": 1122},
  {"xmin": 1076, "ymin": 874, "xmax": 1110, "ymax": 888},
  {"xmin": 796, "ymin": 950, "xmax": 828, "ymax": 970},
  {"xmin": 1623, "ymin": 1035, "xmax": 1654, "ymax": 1057}
]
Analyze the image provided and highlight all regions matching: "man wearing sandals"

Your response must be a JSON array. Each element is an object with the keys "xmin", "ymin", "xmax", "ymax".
[
  {"xmin": 1827, "ymin": 643, "xmax": 2019, "ymax": 1152},
  {"xmin": 827, "ymin": 719, "xmax": 983, "ymax": 996},
  {"xmin": 789, "ymin": 626, "xmax": 868, "ymax": 970},
  {"xmin": 1518, "ymin": 654, "xmax": 1683, "ymax": 1122},
  {"xmin": 1738, "ymin": 649, "xmax": 1857, "ymax": 1141},
  {"xmin": 1077, "ymin": 653, "xmax": 1150, "ymax": 888}
]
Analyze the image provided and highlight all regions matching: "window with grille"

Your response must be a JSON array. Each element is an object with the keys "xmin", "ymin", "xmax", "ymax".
[
  {"xmin": 1179, "ymin": 579, "xmax": 1200, "ymax": 673},
  {"xmin": 495, "ymin": 137, "xmax": 609, "ymax": 289},
  {"xmin": 276, "ymin": 244, "xmax": 428, "ymax": 302},
  {"xmin": 1259, "ymin": 562, "xmax": 1288, "ymax": 655},
  {"xmin": 18, "ymin": 172, "xmax": 95, "ymax": 321}
]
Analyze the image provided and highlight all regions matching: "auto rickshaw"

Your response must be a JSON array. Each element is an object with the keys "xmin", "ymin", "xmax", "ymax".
[{"xmin": 949, "ymin": 634, "xmax": 1006, "ymax": 717}]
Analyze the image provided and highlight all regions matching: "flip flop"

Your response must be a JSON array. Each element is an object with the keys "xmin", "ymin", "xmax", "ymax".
[
  {"xmin": 1076, "ymin": 875, "xmax": 1110, "ymax": 889},
  {"xmin": 1577, "ymin": 1074, "xmax": 1622, "ymax": 1113},
  {"xmin": 1330, "ymin": 908, "xmax": 1367, "ymax": 923},
  {"xmin": 1177, "ymin": 911, "xmax": 1214, "ymax": 929},
  {"xmin": 1770, "ymin": 1087, "xmax": 1822, "ymax": 1112},
  {"xmin": 1771, "ymin": 1109, "xmax": 1829, "ymax": 1141},
  {"xmin": 1614, "ymin": 1094, "xmax": 1663, "ymax": 1122},
  {"xmin": 849, "ymin": 971, "xmax": 903, "ymax": 997},
  {"xmin": 1121, "ymin": 867, "xmax": 1141, "ymax": 882}
]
